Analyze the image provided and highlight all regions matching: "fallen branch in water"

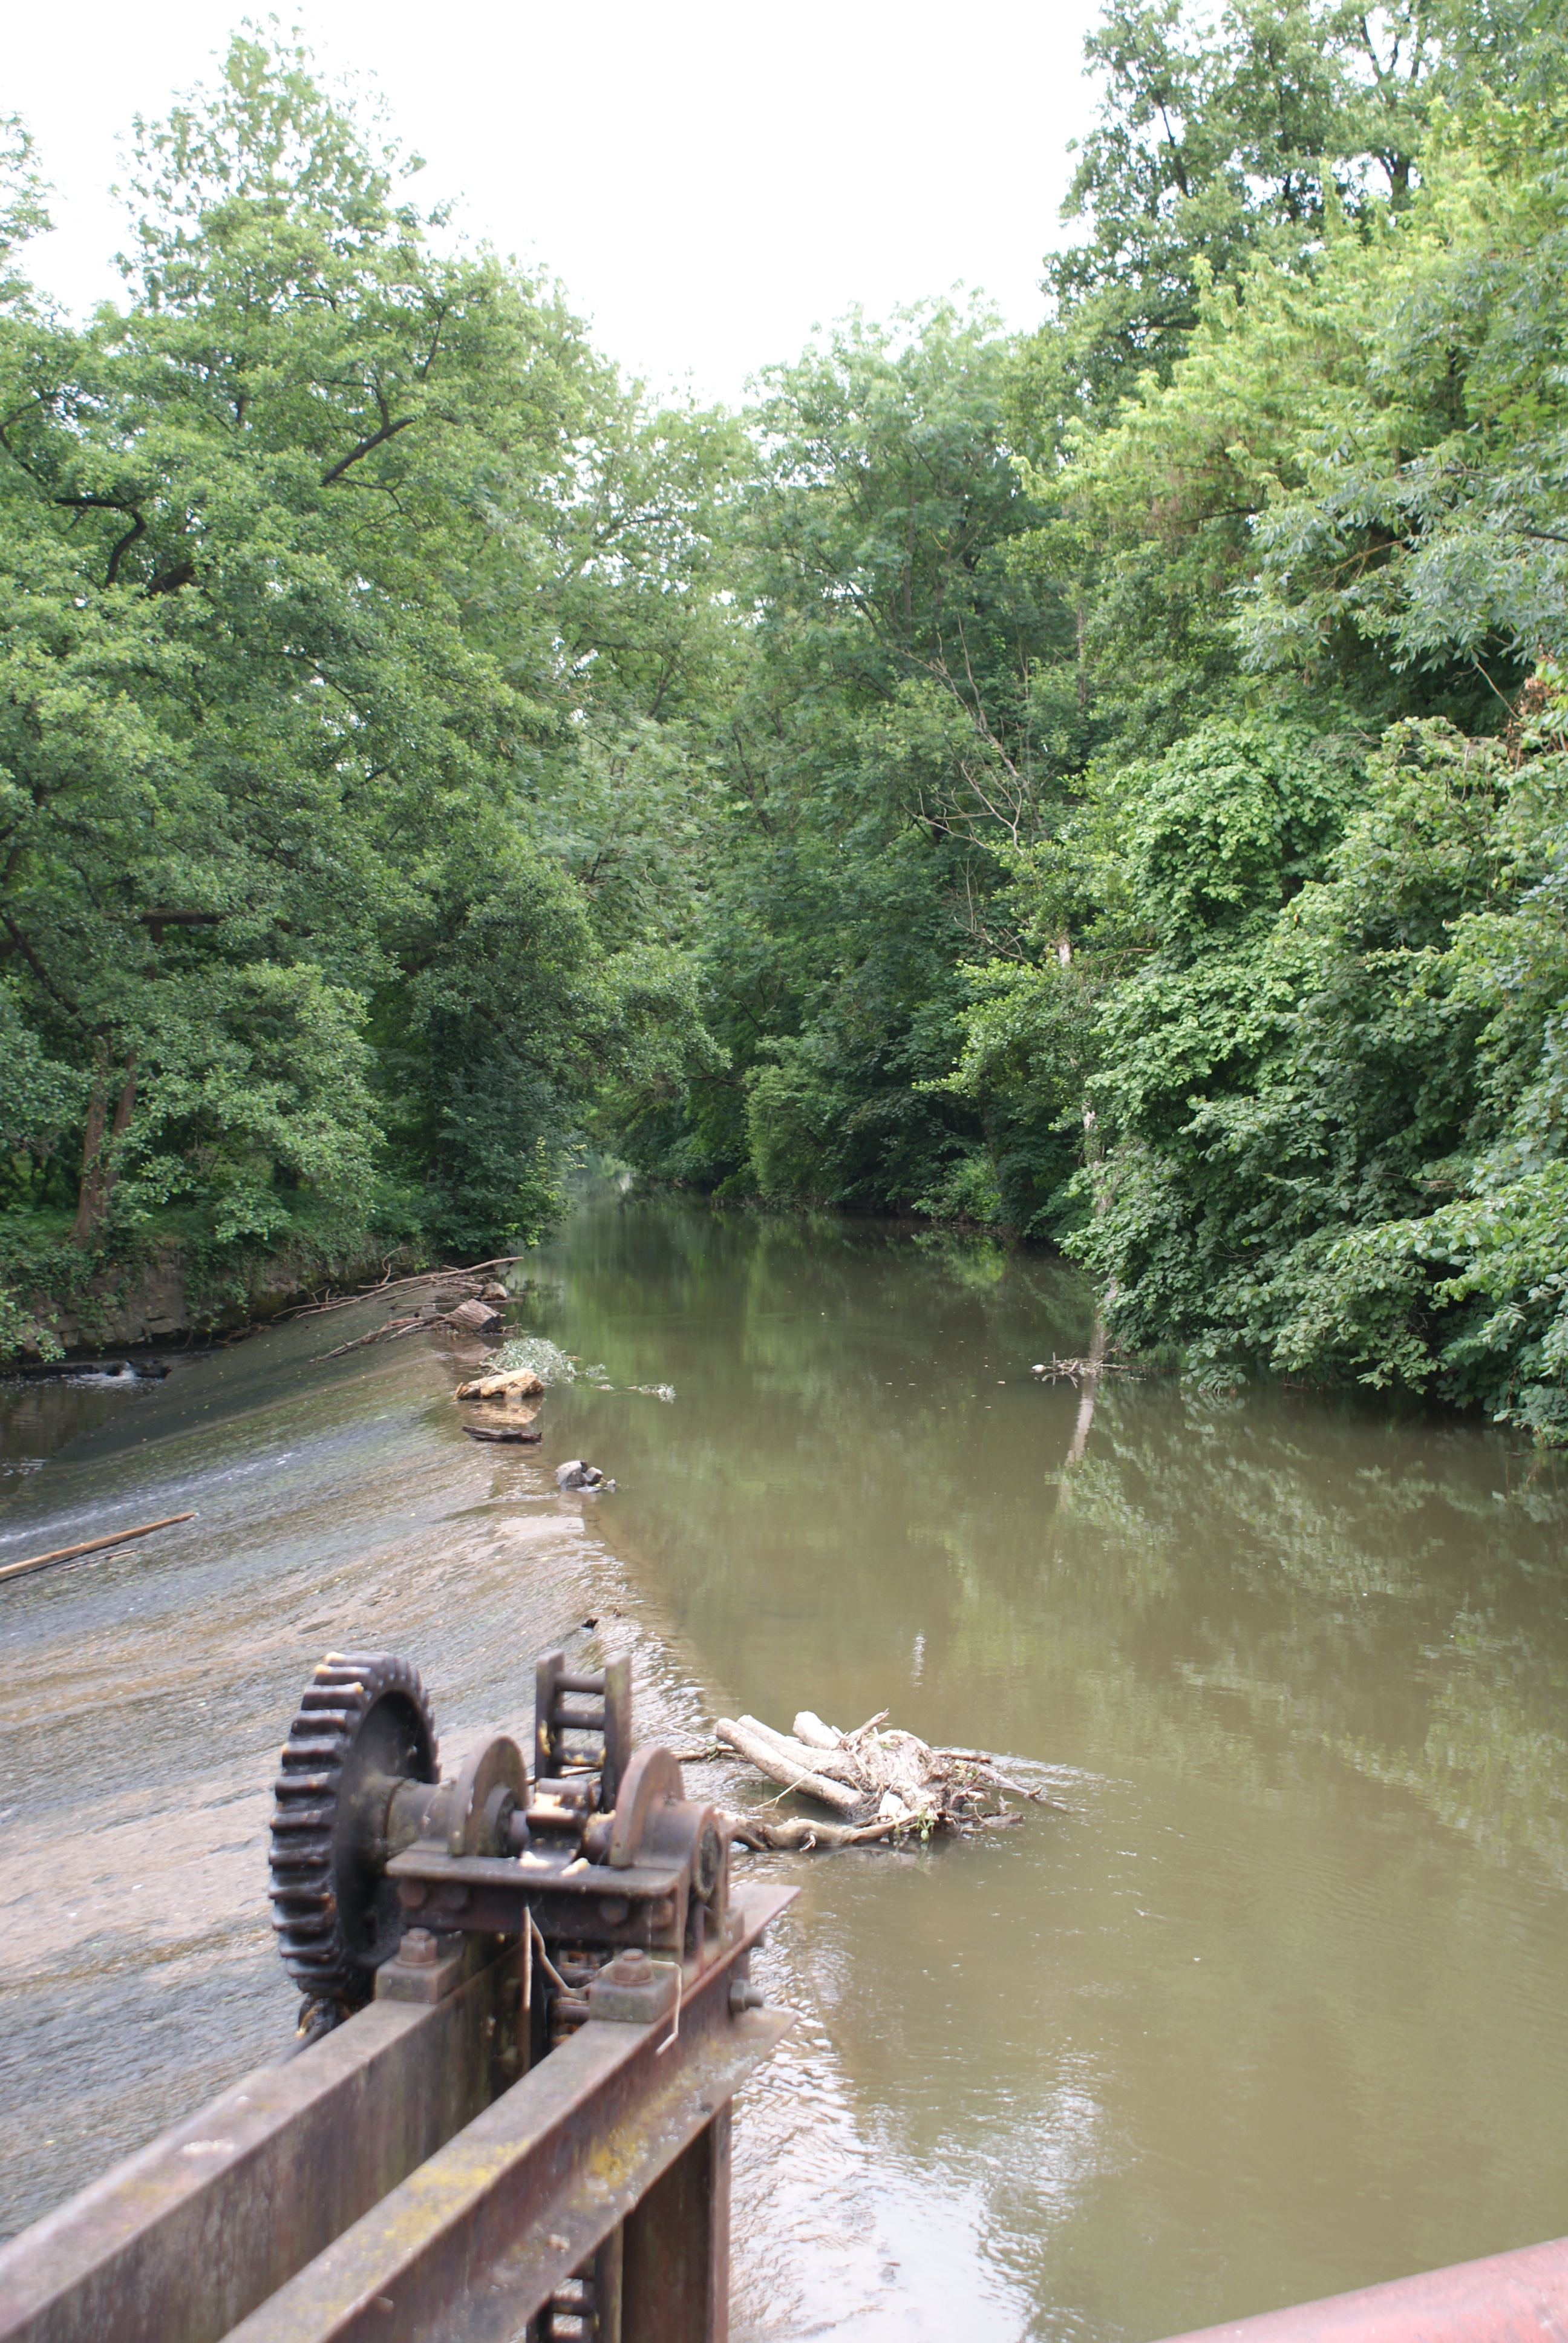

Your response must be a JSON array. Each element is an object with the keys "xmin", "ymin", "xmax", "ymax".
[
  {"xmin": 290, "ymin": 1257, "xmax": 530, "ymax": 1320},
  {"xmin": 722, "ymin": 1810, "xmax": 901, "ymax": 1852},
  {"xmin": 312, "ymin": 1297, "xmax": 509, "ymax": 1363},
  {"xmin": 0, "ymin": 1511, "xmax": 197, "ymax": 1588},
  {"xmin": 313, "ymin": 1316, "xmax": 424, "ymax": 1361}
]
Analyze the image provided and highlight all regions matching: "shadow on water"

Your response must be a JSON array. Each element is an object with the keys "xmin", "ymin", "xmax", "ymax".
[{"xmin": 3, "ymin": 1197, "xmax": 1568, "ymax": 2343}]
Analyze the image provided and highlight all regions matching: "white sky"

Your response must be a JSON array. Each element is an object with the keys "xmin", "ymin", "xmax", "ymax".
[{"xmin": 5, "ymin": 0, "xmax": 1103, "ymax": 407}]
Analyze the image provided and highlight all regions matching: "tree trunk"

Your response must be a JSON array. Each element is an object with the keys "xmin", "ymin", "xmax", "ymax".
[{"xmin": 71, "ymin": 1049, "xmax": 137, "ymax": 1247}]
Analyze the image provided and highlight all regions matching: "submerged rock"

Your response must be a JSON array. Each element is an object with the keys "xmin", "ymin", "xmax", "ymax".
[{"xmin": 555, "ymin": 1458, "xmax": 613, "ymax": 1491}]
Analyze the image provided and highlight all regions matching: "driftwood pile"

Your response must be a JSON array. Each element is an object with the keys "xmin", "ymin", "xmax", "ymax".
[{"xmin": 716, "ymin": 1706, "xmax": 1059, "ymax": 1852}]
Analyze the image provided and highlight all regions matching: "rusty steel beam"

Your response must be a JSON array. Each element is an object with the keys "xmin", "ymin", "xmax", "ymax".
[
  {"xmin": 622, "ymin": 2106, "xmax": 732, "ymax": 2343},
  {"xmin": 224, "ymin": 1884, "xmax": 795, "ymax": 2343},
  {"xmin": 0, "ymin": 1940, "xmax": 524, "ymax": 2343},
  {"xmin": 1155, "ymin": 2236, "xmax": 1568, "ymax": 2343}
]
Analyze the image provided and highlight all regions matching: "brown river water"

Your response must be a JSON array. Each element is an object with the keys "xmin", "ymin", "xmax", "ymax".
[{"xmin": 2, "ymin": 1198, "xmax": 1567, "ymax": 2340}]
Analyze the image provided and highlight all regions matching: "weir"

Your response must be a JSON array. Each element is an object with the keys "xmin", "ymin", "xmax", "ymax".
[{"xmin": 0, "ymin": 1648, "xmax": 793, "ymax": 2343}]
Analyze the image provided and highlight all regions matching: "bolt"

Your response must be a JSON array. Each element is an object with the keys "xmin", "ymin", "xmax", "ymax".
[
  {"xmin": 606, "ymin": 1948, "xmax": 652, "ymax": 1985},
  {"xmin": 402, "ymin": 1928, "xmax": 437, "ymax": 1967},
  {"xmin": 730, "ymin": 1980, "xmax": 766, "ymax": 2015}
]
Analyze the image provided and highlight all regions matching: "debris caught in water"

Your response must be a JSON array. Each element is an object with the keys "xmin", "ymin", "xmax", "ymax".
[
  {"xmin": 714, "ymin": 1705, "xmax": 1063, "ymax": 1849},
  {"xmin": 491, "ymin": 1337, "xmax": 580, "ymax": 1385}
]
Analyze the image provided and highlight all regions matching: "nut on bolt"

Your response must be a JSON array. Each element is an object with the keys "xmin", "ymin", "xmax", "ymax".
[
  {"xmin": 401, "ymin": 1928, "xmax": 437, "ymax": 1968},
  {"xmin": 730, "ymin": 1979, "xmax": 766, "ymax": 2015}
]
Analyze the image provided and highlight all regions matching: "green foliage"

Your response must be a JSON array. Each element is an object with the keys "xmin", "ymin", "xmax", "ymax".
[
  {"xmin": 618, "ymin": 301, "xmax": 1086, "ymax": 1213},
  {"xmin": 622, "ymin": 7, "xmax": 1568, "ymax": 1460},
  {"xmin": 924, "ymin": 18, "xmax": 1568, "ymax": 1444},
  {"xmin": 1030, "ymin": 0, "xmax": 1445, "ymax": 420},
  {"xmin": 5, "ymin": 0, "xmax": 1564, "ymax": 1445},
  {"xmin": 1062, "ymin": 700, "xmax": 1568, "ymax": 1438}
]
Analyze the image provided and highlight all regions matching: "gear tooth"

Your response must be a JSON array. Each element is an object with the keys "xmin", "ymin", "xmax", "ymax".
[
  {"xmin": 269, "ymin": 1651, "xmax": 437, "ymax": 2007},
  {"xmin": 274, "ymin": 1915, "xmax": 337, "ymax": 1944}
]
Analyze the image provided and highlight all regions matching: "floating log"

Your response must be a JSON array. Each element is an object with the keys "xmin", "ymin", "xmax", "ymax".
[
  {"xmin": 0, "ymin": 1512, "xmax": 197, "ymax": 1588},
  {"xmin": 462, "ymin": 1423, "xmax": 542, "ymax": 1445},
  {"xmin": 314, "ymin": 1317, "xmax": 418, "ymax": 1360},
  {"xmin": 292, "ymin": 1256, "xmax": 529, "ymax": 1320},
  {"xmin": 315, "ymin": 1301, "xmax": 505, "ymax": 1365},
  {"xmin": 792, "ymin": 1711, "xmax": 841, "ymax": 1750}
]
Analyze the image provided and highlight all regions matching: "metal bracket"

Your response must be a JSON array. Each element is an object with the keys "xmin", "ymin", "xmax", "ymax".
[
  {"xmin": 586, "ymin": 1950, "xmax": 681, "ymax": 2026},
  {"xmin": 374, "ymin": 1928, "xmax": 471, "ymax": 2005}
]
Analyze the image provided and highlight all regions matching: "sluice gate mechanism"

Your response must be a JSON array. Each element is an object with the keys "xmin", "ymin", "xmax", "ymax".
[
  {"xmin": 0, "ymin": 1651, "xmax": 794, "ymax": 2343},
  {"xmin": 7, "ymin": 1655, "xmax": 1568, "ymax": 2343}
]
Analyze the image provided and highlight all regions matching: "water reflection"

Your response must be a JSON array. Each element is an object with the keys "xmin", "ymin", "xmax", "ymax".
[
  {"xmin": 524, "ymin": 1205, "xmax": 1568, "ymax": 2339},
  {"xmin": 2, "ymin": 1202, "xmax": 1566, "ymax": 2343}
]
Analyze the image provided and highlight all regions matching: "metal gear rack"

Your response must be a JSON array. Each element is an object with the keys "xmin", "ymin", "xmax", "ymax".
[{"xmin": 0, "ymin": 1648, "xmax": 794, "ymax": 2343}]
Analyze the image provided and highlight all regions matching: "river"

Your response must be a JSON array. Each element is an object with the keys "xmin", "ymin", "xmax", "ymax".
[{"xmin": 2, "ymin": 1198, "xmax": 1567, "ymax": 2341}]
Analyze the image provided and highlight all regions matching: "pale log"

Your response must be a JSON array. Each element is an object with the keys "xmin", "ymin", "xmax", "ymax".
[
  {"xmin": 736, "ymin": 1714, "xmax": 860, "ymax": 1784},
  {"xmin": 714, "ymin": 1719, "xmax": 862, "ymax": 1814}
]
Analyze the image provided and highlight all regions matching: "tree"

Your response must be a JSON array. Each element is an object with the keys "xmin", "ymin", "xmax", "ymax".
[
  {"xmin": 0, "ymin": 31, "xmax": 728, "ymax": 1306},
  {"xmin": 619, "ymin": 303, "xmax": 1085, "ymax": 1208},
  {"xmin": 1031, "ymin": 0, "xmax": 1445, "ymax": 421}
]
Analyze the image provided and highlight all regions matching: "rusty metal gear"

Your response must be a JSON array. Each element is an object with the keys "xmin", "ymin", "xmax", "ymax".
[{"xmin": 269, "ymin": 1651, "xmax": 438, "ymax": 2013}]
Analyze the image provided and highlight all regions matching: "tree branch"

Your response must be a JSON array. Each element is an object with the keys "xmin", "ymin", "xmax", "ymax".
[
  {"xmin": 321, "ymin": 416, "xmax": 416, "ymax": 487},
  {"xmin": 1, "ymin": 915, "xmax": 82, "ymax": 1020}
]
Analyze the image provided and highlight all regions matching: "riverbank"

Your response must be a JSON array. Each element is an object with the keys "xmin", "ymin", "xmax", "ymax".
[{"xmin": 0, "ymin": 1217, "xmax": 411, "ymax": 1362}]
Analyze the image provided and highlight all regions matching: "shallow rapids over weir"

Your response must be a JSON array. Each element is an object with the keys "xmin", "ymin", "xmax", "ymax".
[{"xmin": 4, "ymin": 1198, "xmax": 1568, "ymax": 2342}]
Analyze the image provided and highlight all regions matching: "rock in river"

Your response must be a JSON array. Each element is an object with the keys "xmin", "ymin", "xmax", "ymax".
[
  {"xmin": 456, "ymin": 1366, "xmax": 546, "ymax": 1402},
  {"xmin": 555, "ymin": 1459, "xmax": 613, "ymax": 1491}
]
